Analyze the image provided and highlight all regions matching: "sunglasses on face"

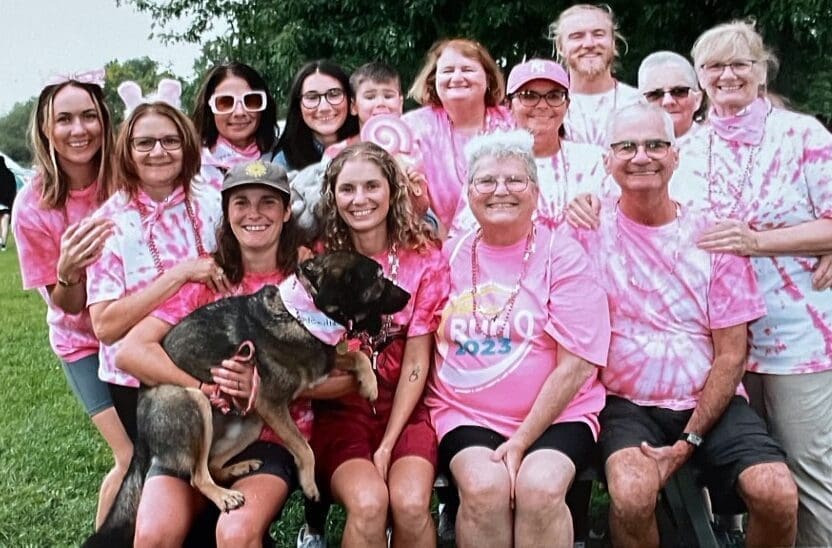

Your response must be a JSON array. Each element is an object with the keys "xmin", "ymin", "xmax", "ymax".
[
  {"xmin": 643, "ymin": 86, "xmax": 692, "ymax": 102},
  {"xmin": 512, "ymin": 89, "xmax": 568, "ymax": 108},
  {"xmin": 300, "ymin": 88, "xmax": 346, "ymax": 109},
  {"xmin": 471, "ymin": 175, "xmax": 530, "ymax": 194},
  {"xmin": 131, "ymin": 135, "xmax": 183, "ymax": 152},
  {"xmin": 609, "ymin": 140, "xmax": 672, "ymax": 160},
  {"xmin": 208, "ymin": 91, "xmax": 268, "ymax": 114}
]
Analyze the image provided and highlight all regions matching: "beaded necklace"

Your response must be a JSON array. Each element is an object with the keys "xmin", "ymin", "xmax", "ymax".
[
  {"xmin": 548, "ymin": 144, "xmax": 571, "ymax": 222},
  {"xmin": 470, "ymin": 226, "xmax": 536, "ymax": 338},
  {"xmin": 135, "ymin": 194, "xmax": 206, "ymax": 275}
]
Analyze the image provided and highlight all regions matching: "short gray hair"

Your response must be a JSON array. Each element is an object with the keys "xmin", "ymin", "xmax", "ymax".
[
  {"xmin": 464, "ymin": 129, "xmax": 538, "ymax": 186},
  {"xmin": 638, "ymin": 51, "xmax": 699, "ymax": 91},
  {"xmin": 604, "ymin": 103, "xmax": 676, "ymax": 147}
]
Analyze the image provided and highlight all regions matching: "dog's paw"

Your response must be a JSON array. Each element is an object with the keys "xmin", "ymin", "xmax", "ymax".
[
  {"xmin": 218, "ymin": 488, "xmax": 246, "ymax": 512},
  {"xmin": 359, "ymin": 378, "xmax": 379, "ymax": 402},
  {"xmin": 300, "ymin": 475, "xmax": 320, "ymax": 502},
  {"xmin": 224, "ymin": 459, "xmax": 262, "ymax": 478}
]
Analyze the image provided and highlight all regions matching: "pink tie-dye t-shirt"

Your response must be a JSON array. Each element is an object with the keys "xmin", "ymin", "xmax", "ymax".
[
  {"xmin": 450, "ymin": 141, "xmax": 611, "ymax": 237},
  {"xmin": 570, "ymin": 201, "xmax": 767, "ymax": 410},
  {"xmin": 12, "ymin": 176, "xmax": 100, "ymax": 362},
  {"xmin": 402, "ymin": 105, "xmax": 514, "ymax": 229},
  {"xmin": 199, "ymin": 137, "xmax": 266, "ymax": 192},
  {"xmin": 563, "ymin": 82, "xmax": 642, "ymax": 146},
  {"xmin": 426, "ymin": 224, "xmax": 611, "ymax": 441},
  {"xmin": 676, "ymin": 103, "xmax": 832, "ymax": 375},
  {"xmin": 86, "ymin": 182, "xmax": 222, "ymax": 387},
  {"xmin": 152, "ymin": 270, "xmax": 313, "ymax": 442}
]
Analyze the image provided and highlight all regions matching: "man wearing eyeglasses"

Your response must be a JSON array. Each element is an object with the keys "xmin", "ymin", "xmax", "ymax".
[
  {"xmin": 569, "ymin": 103, "xmax": 798, "ymax": 548},
  {"xmin": 549, "ymin": 4, "xmax": 642, "ymax": 145}
]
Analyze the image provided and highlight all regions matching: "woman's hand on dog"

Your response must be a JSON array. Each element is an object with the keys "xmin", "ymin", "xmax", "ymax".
[
  {"xmin": 174, "ymin": 257, "xmax": 233, "ymax": 294},
  {"xmin": 212, "ymin": 358, "xmax": 255, "ymax": 406}
]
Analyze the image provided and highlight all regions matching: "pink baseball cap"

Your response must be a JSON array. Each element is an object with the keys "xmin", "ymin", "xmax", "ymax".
[{"xmin": 507, "ymin": 59, "xmax": 570, "ymax": 94}]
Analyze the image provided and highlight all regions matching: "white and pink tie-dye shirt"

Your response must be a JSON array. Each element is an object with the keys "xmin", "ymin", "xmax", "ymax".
[
  {"xmin": 153, "ymin": 270, "xmax": 314, "ymax": 443},
  {"xmin": 563, "ymin": 81, "xmax": 642, "ymax": 146},
  {"xmin": 570, "ymin": 201, "xmax": 766, "ymax": 410},
  {"xmin": 86, "ymin": 182, "xmax": 222, "ymax": 387},
  {"xmin": 676, "ymin": 101, "xmax": 832, "ymax": 375},
  {"xmin": 426, "ymin": 224, "xmax": 611, "ymax": 441},
  {"xmin": 450, "ymin": 140, "xmax": 610, "ymax": 237},
  {"xmin": 12, "ymin": 176, "xmax": 100, "ymax": 362},
  {"xmin": 402, "ymin": 105, "xmax": 514, "ymax": 229},
  {"xmin": 200, "ymin": 137, "xmax": 267, "ymax": 191}
]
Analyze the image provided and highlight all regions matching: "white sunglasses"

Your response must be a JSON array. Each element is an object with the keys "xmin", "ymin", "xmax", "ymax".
[{"xmin": 208, "ymin": 91, "xmax": 268, "ymax": 114}]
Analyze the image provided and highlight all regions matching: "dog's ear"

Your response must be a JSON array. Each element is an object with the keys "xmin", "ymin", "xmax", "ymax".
[
  {"xmin": 299, "ymin": 255, "xmax": 324, "ymax": 291},
  {"xmin": 379, "ymin": 280, "xmax": 410, "ymax": 314}
]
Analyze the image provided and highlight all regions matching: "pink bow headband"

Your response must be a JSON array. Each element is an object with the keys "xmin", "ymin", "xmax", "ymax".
[
  {"xmin": 43, "ymin": 68, "xmax": 106, "ymax": 89},
  {"xmin": 118, "ymin": 79, "xmax": 183, "ymax": 117}
]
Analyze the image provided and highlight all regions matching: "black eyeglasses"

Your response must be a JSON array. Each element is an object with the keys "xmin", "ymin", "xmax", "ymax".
[
  {"xmin": 512, "ymin": 89, "xmax": 568, "ymax": 108},
  {"xmin": 209, "ymin": 91, "xmax": 267, "ymax": 114},
  {"xmin": 609, "ymin": 140, "xmax": 672, "ymax": 160},
  {"xmin": 471, "ymin": 175, "xmax": 530, "ymax": 194},
  {"xmin": 642, "ymin": 86, "xmax": 692, "ymax": 103},
  {"xmin": 130, "ymin": 135, "xmax": 183, "ymax": 152},
  {"xmin": 301, "ymin": 88, "xmax": 346, "ymax": 109}
]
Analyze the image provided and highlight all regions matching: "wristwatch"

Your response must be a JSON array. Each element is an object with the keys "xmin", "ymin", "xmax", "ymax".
[{"xmin": 679, "ymin": 431, "xmax": 704, "ymax": 447}]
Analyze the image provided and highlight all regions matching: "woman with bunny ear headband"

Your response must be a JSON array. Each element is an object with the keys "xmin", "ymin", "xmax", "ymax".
[
  {"xmin": 11, "ymin": 71, "xmax": 132, "ymax": 529},
  {"xmin": 192, "ymin": 63, "xmax": 279, "ymax": 191},
  {"xmin": 84, "ymin": 99, "xmax": 234, "ymax": 446}
]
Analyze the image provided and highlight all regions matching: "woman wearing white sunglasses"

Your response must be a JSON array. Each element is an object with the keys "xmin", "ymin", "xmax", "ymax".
[{"xmin": 192, "ymin": 62, "xmax": 279, "ymax": 189}]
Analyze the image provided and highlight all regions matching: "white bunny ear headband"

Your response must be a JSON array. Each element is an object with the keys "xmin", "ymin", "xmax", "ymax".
[{"xmin": 117, "ymin": 78, "xmax": 182, "ymax": 117}]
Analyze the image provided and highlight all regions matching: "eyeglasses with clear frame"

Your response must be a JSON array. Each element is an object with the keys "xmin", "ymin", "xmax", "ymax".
[
  {"xmin": 130, "ymin": 135, "xmax": 183, "ymax": 152},
  {"xmin": 643, "ymin": 86, "xmax": 692, "ymax": 103},
  {"xmin": 699, "ymin": 60, "xmax": 756, "ymax": 77},
  {"xmin": 471, "ymin": 175, "xmax": 530, "ymax": 194},
  {"xmin": 208, "ymin": 91, "xmax": 268, "ymax": 114},
  {"xmin": 512, "ymin": 89, "xmax": 568, "ymax": 108},
  {"xmin": 300, "ymin": 88, "xmax": 346, "ymax": 109},
  {"xmin": 609, "ymin": 140, "xmax": 672, "ymax": 160}
]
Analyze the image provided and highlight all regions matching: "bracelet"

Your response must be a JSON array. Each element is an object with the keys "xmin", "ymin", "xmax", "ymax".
[{"xmin": 57, "ymin": 273, "xmax": 81, "ymax": 287}]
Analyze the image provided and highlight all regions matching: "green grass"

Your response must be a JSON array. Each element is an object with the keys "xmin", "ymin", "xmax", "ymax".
[{"xmin": 0, "ymin": 236, "xmax": 610, "ymax": 546}]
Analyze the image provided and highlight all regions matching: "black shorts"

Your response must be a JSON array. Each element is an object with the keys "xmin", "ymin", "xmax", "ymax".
[
  {"xmin": 147, "ymin": 440, "xmax": 298, "ymax": 491},
  {"xmin": 438, "ymin": 422, "xmax": 596, "ymax": 482},
  {"xmin": 599, "ymin": 395, "xmax": 787, "ymax": 513}
]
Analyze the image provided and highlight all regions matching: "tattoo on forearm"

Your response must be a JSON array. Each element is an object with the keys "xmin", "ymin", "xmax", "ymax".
[{"xmin": 409, "ymin": 367, "xmax": 420, "ymax": 382}]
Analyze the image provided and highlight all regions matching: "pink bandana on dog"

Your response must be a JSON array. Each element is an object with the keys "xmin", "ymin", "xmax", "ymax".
[{"xmin": 279, "ymin": 275, "xmax": 347, "ymax": 345}]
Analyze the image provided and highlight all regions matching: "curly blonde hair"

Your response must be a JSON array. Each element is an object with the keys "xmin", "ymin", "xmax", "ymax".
[{"xmin": 322, "ymin": 142, "xmax": 437, "ymax": 253}]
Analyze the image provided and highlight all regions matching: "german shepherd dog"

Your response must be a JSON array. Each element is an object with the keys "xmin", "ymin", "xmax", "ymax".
[{"xmin": 85, "ymin": 252, "xmax": 410, "ymax": 547}]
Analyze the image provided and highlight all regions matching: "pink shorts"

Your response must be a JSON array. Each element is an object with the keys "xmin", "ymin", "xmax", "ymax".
[{"xmin": 310, "ymin": 378, "xmax": 437, "ymax": 498}]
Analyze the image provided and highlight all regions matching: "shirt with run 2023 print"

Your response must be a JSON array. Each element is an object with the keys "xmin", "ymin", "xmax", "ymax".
[
  {"xmin": 12, "ymin": 176, "xmax": 100, "ymax": 362},
  {"xmin": 562, "ymin": 82, "xmax": 643, "ymax": 146},
  {"xmin": 672, "ymin": 101, "xmax": 832, "ymax": 375},
  {"xmin": 86, "ymin": 182, "xmax": 222, "ymax": 387},
  {"xmin": 153, "ymin": 270, "xmax": 313, "ymax": 444},
  {"xmin": 569, "ymin": 201, "xmax": 767, "ymax": 410},
  {"xmin": 426, "ymin": 224, "xmax": 611, "ymax": 441}
]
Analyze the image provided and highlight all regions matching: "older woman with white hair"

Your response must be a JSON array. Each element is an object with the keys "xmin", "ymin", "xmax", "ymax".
[
  {"xmin": 426, "ymin": 130, "xmax": 610, "ymax": 547},
  {"xmin": 638, "ymin": 51, "xmax": 705, "ymax": 141},
  {"xmin": 691, "ymin": 20, "xmax": 832, "ymax": 545}
]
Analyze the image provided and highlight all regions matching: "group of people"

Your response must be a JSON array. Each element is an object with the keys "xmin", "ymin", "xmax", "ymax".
[{"xmin": 11, "ymin": 3, "xmax": 832, "ymax": 547}]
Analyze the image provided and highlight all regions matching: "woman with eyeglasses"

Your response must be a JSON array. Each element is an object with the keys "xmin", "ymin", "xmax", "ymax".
[
  {"xmin": 404, "ymin": 39, "xmax": 514, "ymax": 235},
  {"xmin": 690, "ymin": 21, "xmax": 832, "ymax": 545},
  {"xmin": 85, "ymin": 101, "xmax": 229, "ymax": 445},
  {"xmin": 273, "ymin": 60, "xmax": 359, "ymax": 172},
  {"xmin": 426, "ymin": 129, "xmax": 610, "ymax": 547},
  {"xmin": 193, "ymin": 62, "xmax": 279, "ymax": 189},
  {"xmin": 12, "ymin": 71, "xmax": 131, "ymax": 529}
]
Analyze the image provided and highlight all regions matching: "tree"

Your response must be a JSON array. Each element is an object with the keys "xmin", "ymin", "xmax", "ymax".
[
  {"xmin": 121, "ymin": 0, "xmax": 832, "ymax": 119},
  {"xmin": 0, "ymin": 99, "xmax": 36, "ymax": 164}
]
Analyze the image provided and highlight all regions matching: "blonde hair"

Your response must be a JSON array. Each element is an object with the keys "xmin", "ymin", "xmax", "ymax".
[
  {"xmin": 691, "ymin": 20, "xmax": 778, "ymax": 88},
  {"xmin": 322, "ymin": 142, "xmax": 437, "ymax": 253},
  {"xmin": 549, "ymin": 4, "xmax": 627, "ymax": 62},
  {"xmin": 29, "ymin": 81, "xmax": 115, "ymax": 209},
  {"xmin": 408, "ymin": 38, "xmax": 505, "ymax": 107},
  {"xmin": 113, "ymin": 102, "xmax": 201, "ymax": 198}
]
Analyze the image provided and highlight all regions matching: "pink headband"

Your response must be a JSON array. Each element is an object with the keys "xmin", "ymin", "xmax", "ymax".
[{"xmin": 43, "ymin": 68, "xmax": 106, "ymax": 89}]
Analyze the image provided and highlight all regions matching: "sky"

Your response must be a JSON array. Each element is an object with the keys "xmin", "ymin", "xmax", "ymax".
[{"xmin": 1, "ymin": 0, "xmax": 208, "ymax": 115}]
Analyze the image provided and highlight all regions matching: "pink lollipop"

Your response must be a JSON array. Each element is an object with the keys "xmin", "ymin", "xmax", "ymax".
[{"xmin": 360, "ymin": 114, "xmax": 414, "ymax": 156}]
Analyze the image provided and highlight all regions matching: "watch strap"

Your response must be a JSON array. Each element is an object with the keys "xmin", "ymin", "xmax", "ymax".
[{"xmin": 679, "ymin": 431, "xmax": 704, "ymax": 447}]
